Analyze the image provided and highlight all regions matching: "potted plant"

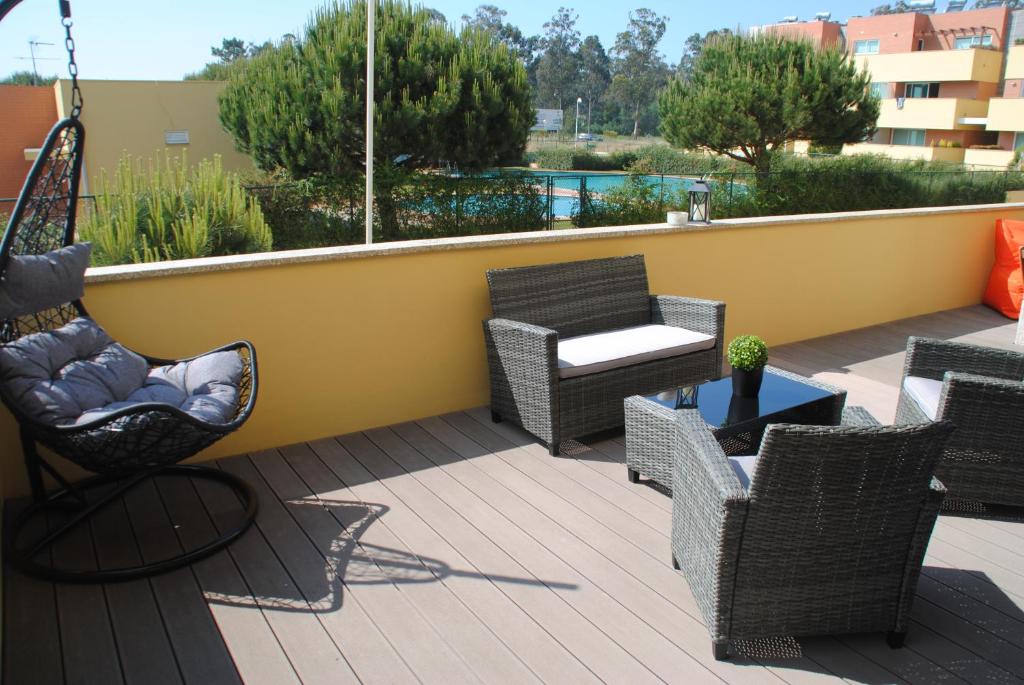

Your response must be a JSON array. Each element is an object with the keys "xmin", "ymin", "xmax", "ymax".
[{"xmin": 728, "ymin": 335, "xmax": 768, "ymax": 397}]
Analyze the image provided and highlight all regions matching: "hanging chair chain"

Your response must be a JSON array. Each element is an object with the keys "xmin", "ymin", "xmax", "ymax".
[{"xmin": 59, "ymin": 0, "xmax": 82, "ymax": 119}]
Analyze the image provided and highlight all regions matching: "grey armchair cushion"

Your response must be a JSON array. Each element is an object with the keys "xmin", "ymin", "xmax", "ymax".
[
  {"xmin": 0, "ymin": 316, "xmax": 242, "ymax": 426},
  {"xmin": 0, "ymin": 243, "xmax": 91, "ymax": 319}
]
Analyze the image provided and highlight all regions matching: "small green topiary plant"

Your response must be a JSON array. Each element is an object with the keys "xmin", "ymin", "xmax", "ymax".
[{"xmin": 727, "ymin": 335, "xmax": 768, "ymax": 371}]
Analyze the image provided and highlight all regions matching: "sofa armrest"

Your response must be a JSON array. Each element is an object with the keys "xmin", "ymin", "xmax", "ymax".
[
  {"xmin": 903, "ymin": 337, "xmax": 1024, "ymax": 383},
  {"xmin": 482, "ymin": 318, "xmax": 560, "ymax": 441},
  {"xmin": 937, "ymin": 371, "xmax": 1024, "ymax": 437},
  {"xmin": 650, "ymin": 295, "xmax": 725, "ymax": 339},
  {"xmin": 671, "ymin": 410, "xmax": 748, "ymax": 641}
]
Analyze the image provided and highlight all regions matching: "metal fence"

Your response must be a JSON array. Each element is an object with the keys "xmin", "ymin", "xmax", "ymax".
[{"xmin": 2, "ymin": 166, "xmax": 1020, "ymax": 245}]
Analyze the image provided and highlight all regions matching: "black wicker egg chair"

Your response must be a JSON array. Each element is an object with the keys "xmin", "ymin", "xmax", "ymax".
[{"xmin": 0, "ymin": 114, "xmax": 259, "ymax": 581}]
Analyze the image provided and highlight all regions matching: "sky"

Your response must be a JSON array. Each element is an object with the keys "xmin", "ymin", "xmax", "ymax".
[{"xmin": 0, "ymin": 0, "xmax": 885, "ymax": 81}]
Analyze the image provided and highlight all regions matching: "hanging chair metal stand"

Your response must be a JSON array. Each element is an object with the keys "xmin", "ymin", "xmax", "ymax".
[{"xmin": 5, "ymin": 463, "xmax": 258, "ymax": 583}]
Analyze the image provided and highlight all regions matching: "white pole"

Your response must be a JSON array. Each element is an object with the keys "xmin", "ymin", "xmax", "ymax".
[
  {"xmin": 365, "ymin": 0, "xmax": 375, "ymax": 244},
  {"xmin": 574, "ymin": 97, "xmax": 581, "ymax": 148}
]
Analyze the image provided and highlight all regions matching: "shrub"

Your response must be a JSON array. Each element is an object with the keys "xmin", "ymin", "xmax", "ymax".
[
  {"xmin": 808, "ymin": 142, "xmax": 843, "ymax": 155},
  {"xmin": 249, "ymin": 171, "xmax": 547, "ymax": 248},
  {"xmin": 627, "ymin": 145, "xmax": 739, "ymax": 175},
  {"xmin": 727, "ymin": 335, "xmax": 768, "ymax": 371},
  {"xmin": 79, "ymin": 153, "xmax": 272, "ymax": 265},
  {"xmin": 573, "ymin": 174, "xmax": 685, "ymax": 228}
]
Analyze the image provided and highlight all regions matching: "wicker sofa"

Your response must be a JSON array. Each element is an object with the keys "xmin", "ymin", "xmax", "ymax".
[
  {"xmin": 483, "ymin": 255, "xmax": 724, "ymax": 455},
  {"xmin": 896, "ymin": 336, "xmax": 1024, "ymax": 506},
  {"xmin": 671, "ymin": 408, "xmax": 954, "ymax": 660}
]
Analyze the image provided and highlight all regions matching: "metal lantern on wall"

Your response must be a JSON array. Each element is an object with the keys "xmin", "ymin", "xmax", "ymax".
[{"xmin": 688, "ymin": 180, "xmax": 711, "ymax": 225}]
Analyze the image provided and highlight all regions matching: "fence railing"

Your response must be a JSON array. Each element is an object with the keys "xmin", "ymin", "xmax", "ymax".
[{"xmin": 3, "ymin": 167, "xmax": 1021, "ymax": 253}]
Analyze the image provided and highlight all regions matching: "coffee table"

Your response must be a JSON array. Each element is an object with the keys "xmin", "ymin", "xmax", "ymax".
[{"xmin": 624, "ymin": 366, "xmax": 847, "ymax": 488}]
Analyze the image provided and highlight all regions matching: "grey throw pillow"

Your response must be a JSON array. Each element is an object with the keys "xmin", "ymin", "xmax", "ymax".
[{"xmin": 0, "ymin": 243, "xmax": 91, "ymax": 319}]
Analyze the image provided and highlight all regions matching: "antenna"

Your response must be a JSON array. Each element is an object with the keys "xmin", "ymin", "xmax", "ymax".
[{"xmin": 15, "ymin": 39, "xmax": 58, "ymax": 84}]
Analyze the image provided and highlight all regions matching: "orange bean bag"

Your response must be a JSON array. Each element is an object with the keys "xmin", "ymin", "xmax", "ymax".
[{"xmin": 983, "ymin": 219, "xmax": 1024, "ymax": 319}]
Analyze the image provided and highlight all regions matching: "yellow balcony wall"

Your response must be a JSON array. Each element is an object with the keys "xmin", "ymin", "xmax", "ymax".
[
  {"xmin": 1, "ymin": 203, "xmax": 1022, "ymax": 498},
  {"xmin": 842, "ymin": 142, "xmax": 966, "ymax": 163},
  {"xmin": 963, "ymin": 148, "xmax": 1016, "ymax": 168},
  {"xmin": 855, "ymin": 48, "xmax": 1003, "ymax": 84},
  {"xmin": 876, "ymin": 97, "xmax": 989, "ymax": 131},
  {"xmin": 985, "ymin": 98, "xmax": 1024, "ymax": 133},
  {"xmin": 1006, "ymin": 45, "xmax": 1024, "ymax": 80}
]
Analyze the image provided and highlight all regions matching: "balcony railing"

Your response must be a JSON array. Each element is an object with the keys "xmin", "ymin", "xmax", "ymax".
[
  {"xmin": 855, "ymin": 48, "xmax": 1003, "ymax": 84},
  {"xmin": 876, "ymin": 97, "xmax": 989, "ymax": 131},
  {"xmin": 985, "ymin": 98, "xmax": 1024, "ymax": 133},
  {"xmin": 842, "ymin": 142, "xmax": 967, "ymax": 163}
]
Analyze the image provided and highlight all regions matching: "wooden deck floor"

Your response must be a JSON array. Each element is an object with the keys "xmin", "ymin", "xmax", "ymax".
[{"xmin": 5, "ymin": 305, "xmax": 1024, "ymax": 685}]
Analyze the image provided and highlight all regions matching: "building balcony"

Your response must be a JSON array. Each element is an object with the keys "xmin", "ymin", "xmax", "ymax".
[
  {"xmin": 985, "ymin": 97, "xmax": 1024, "ymax": 133},
  {"xmin": 876, "ymin": 97, "xmax": 989, "ymax": 131},
  {"xmin": 854, "ymin": 47, "xmax": 1003, "ymax": 84},
  {"xmin": 4, "ymin": 204, "xmax": 1024, "ymax": 683},
  {"xmin": 963, "ymin": 147, "xmax": 1017, "ymax": 168},
  {"xmin": 1006, "ymin": 44, "xmax": 1024, "ymax": 81},
  {"xmin": 842, "ymin": 142, "xmax": 967, "ymax": 163}
]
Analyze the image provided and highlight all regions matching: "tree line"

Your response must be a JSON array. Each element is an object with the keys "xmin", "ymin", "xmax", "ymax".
[{"xmin": 188, "ymin": 4, "xmax": 740, "ymax": 138}]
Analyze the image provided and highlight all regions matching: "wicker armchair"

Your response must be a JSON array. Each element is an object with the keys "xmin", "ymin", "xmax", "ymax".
[
  {"xmin": 484, "ymin": 255, "xmax": 724, "ymax": 454},
  {"xmin": 671, "ymin": 409, "xmax": 953, "ymax": 660},
  {"xmin": 895, "ymin": 336, "xmax": 1024, "ymax": 506}
]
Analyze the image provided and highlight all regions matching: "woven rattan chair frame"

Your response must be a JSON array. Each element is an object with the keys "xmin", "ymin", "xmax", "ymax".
[
  {"xmin": 483, "ymin": 255, "xmax": 724, "ymax": 454},
  {"xmin": 895, "ymin": 336, "xmax": 1024, "ymax": 506},
  {"xmin": 0, "ymin": 118, "xmax": 259, "ymax": 583},
  {"xmin": 670, "ymin": 409, "xmax": 953, "ymax": 660}
]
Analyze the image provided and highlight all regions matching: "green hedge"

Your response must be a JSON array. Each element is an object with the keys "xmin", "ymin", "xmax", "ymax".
[
  {"xmin": 711, "ymin": 155, "xmax": 1024, "ymax": 219},
  {"xmin": 249, "ymin": 172, "xmax": 547, "ymax": 248}
]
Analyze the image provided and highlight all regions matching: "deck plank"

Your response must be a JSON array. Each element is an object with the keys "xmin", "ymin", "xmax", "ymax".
[
  {"xmin": 90, "ymin": 496, "xmax": 182, "ymax": 685},
  {"xmin": 335, "ymin": 430, "xmax": 672, "ymax": 684},
  {"xmin": 298, "ymin": 437, "xmax": 601, "ymax": 684},
  {"xmin": 251, "ymin": 446, "xmax": 516, "ymax": 684},
  {"xmin": 2, "ymin": 501, "xmax": 64, "ymax": 685},
  {"xmin": 153, "ymin": 474, "xmax": 298, "ymax": 685}
]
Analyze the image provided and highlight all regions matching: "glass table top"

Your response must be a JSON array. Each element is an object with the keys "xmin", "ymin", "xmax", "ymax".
[{"xmin": 644, "ymin": 370, "xmax": 835, "ymax": 431}]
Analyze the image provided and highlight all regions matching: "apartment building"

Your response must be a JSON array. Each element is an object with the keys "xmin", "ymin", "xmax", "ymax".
[{"xmin": 843, "ymin": 3, "xmax": 1022, "ymax": 166}]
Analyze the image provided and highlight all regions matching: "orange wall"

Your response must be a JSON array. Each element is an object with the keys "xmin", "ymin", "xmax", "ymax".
[
  {"xmin": 1005, "ymin": 80, "xmax": 1023, "ymax": 98},
  {"xmin": 847, "ymin": 7, "xmax": 1010, "ymax": 54},
  {"xmin": 929, "ymin": 7, "xmax": 1011, "ymax": 50},
  {"xmin": 0, "ymin": 85, "xmax": 57, "ymax": 200},
  {"xmin": 847, "ymin": 13, "xmax": 927, "ymax": 54},
  {"xmin": 764, "ymin": 21, "xmax": 843, "ymax": 48},
  {"xmin": 938, "ymin": 81, "xmax": 997, "ymax": 99}
]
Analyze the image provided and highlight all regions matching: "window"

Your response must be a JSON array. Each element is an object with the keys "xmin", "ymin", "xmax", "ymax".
[
  {"xmin": 955, "ymin": 34, "xmax": 992, "ymax": 49},
  {"xmin": 854, "ymin": 39, "xmax": 880, "ymax": 55},
  {"xmin": 892, "ymin": 129, "xmax": 927, "ymax": 146},
  {"xmin": 870, "ymin": 82, "xmax": 889, "ymax": 98},
  {"xmin": 1014, "ymin": 132, "xmax": 1024, "ymax": 151},
  {"xmin": 917, "ymin": 39, "xmax": 924, "ymax": 51},
  {"xmin": 904, "ymin": 82, "xmax": 940, "ymax": 98}
]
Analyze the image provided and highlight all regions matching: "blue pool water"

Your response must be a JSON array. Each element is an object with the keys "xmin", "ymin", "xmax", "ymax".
[{"xmin": 500, "ymin": 170, "xmax": 698, "ymax": 217}]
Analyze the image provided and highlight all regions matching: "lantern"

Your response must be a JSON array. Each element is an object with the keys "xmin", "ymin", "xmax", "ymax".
[{"xmin": 688, "ymin": 180, "xmax": 711, "ymax": 225}]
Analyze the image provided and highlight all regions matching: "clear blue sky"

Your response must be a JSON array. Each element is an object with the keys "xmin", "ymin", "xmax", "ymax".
[{"xmin": 1, "ymin": 0, "xmax": 880, "ymax": 81}]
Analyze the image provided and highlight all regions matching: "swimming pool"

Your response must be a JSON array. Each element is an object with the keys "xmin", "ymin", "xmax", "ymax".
[{"xmin": 497, "ymin": 170, "xmax": 698, "ymax": 217}]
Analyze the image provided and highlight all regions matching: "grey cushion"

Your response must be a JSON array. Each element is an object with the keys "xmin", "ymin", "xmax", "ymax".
[
  {"xmin": 0, "ymin": 243, "xmax": 91, "ymax": 319},
  {"xmin": 0, "ymin": 316, "xmax": 242, "ymax": 426},
  {"xmin": 903, "ymin": 375, "xmax": 943, "ymax": 420}
]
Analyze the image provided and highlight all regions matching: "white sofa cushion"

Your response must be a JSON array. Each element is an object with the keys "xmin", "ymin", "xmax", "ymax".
[
  {"xmin": 903, "ymin": 375, "xmax": 943, "ymax": 420},
  {"xmin": 728, "ymin": 455, "xmax": 758, "ymax": 490},
  {"xmin": 557, "ymin": 324, "xmax": 715, "ymax": 379}
]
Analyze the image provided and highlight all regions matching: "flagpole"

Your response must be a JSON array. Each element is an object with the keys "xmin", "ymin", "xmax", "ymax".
[{"xmin": 364, "ymin": 0, "xmax": 375, "ymax": 244}]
